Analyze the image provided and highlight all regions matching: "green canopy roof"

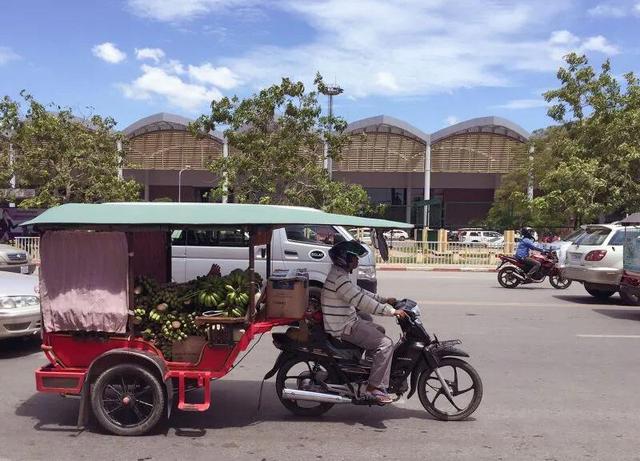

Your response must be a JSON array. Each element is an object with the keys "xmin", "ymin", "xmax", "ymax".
[{"xmin": 23, "ymin": 203, "xmax": 413, "ymax": 229}]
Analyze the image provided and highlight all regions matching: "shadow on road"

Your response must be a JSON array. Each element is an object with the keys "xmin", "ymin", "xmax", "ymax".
[
  {"xmin": 14, "ymin": 392, "xmax": 83, "ymax": 434},
  {"xmin": 16, "ymin": 379, "xmax": 457, "ymax": 437},
  {"xmin": 592, "ymin": 308, "xmax": 640, "ymax": 321},
  {"xmin": 0, "ymin": 336, "xmax": 42, "ymax": 359},
  {"xmin": 552, "ymin": 295, "xmax": 622, "ymax": 306}
]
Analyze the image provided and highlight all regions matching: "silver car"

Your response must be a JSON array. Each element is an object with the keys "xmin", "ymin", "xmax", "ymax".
[
  {"xmin": 0, "ymin": 243, "xmax": 36, "ymax": 274},
  {"xmin": 0, "ymin": 271, "xmax": 41, "ymax": 339}
]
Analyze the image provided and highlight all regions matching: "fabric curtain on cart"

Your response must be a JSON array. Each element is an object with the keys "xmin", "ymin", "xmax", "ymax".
[{"xmin": 39, "ymin": 231, "xmax": 129, "ymax": 333}]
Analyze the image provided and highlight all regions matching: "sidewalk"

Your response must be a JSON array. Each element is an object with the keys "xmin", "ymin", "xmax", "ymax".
[{"xmin": 378, "ymin": 264, "xmax": 497, "ymax": 272}]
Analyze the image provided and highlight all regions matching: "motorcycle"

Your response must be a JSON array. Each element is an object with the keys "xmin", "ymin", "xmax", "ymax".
[
  {"xmin": 264, "ymin": 299, "xmax": 483, "ymax": 421},
  {"xmin": 496, "ymin": 250, "xmax": 571, "ymax": 289}
]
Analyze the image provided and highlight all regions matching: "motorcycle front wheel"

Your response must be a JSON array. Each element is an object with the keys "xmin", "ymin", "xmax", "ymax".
[
  {"xmin": 498, "ymin": 266, "xmax": 521, "ymax": 288},
  {"xmin": 549, "ymin": 274, "xmax": 572, "ymax": 289},
  {"xmin": 418, "ymin": 357, "xmax": 483, "ymax": 421}
]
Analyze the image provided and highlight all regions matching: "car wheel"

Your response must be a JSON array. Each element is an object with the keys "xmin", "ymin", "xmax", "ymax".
[
  {"xmin": 619, "ymin": 290, "xmax": 640, "ymax": 306},
  {"xmin": 584, "ymin": 284, "xmax": 616, "ymax": 299}
]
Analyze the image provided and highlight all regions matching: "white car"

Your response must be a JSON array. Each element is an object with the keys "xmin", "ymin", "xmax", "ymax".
[
  {"xmin": 0, "ymin": 243, "xmax": 37, "ymax": 274},
  {"xmin": 458, "ymin": 230, "xmax": 502, "ymax": 245},
  {"xmin": 0, "ymin": 271, "xmax": 41, "ymax": 339},
  {"xmin": 384, "ymin": 229, "xmax": 409, "ymax": 241},
  {"xmin": 563, "ymin": 224, "xmax": 640, "ymax": 303}
]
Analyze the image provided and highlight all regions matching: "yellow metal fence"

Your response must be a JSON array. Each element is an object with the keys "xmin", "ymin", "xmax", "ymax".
[{"xmin": 375, "ymin": 241, "xmax": 513, "ymax": 266}]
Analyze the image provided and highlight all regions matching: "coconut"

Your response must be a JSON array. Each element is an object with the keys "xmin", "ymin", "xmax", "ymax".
[
  {"xmin": 171, "ymin": 320, "xmax": 181, "ymax": 330},
  {"xmin": 156, "ymin": 303, "xmax": 168, "ymax": 312}
]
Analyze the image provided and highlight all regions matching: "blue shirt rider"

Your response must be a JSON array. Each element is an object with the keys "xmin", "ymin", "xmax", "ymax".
[{"xmin": 515, "ymin": 227, "xmax": 545, "ymax": 278}]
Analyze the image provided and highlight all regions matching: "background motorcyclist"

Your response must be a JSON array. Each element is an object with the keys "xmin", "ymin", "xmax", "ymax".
[
  {"xmin": 515, "ymin": 226, "xmax": 546, "ymax": 279},
  {"xmin": 321, "ymin": 240, "xmax": 406, "ymax": 405}
]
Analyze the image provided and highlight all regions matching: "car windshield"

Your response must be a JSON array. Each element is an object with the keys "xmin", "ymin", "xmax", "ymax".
[{"xmin": 575, "ymin": 227, "xmax": 611, "ymax": 246}]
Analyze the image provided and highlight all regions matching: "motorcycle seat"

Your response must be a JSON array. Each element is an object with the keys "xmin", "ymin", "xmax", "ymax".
[{"xmin": 326, "ymin": 334, "xmax": 362, "ymax": 352}]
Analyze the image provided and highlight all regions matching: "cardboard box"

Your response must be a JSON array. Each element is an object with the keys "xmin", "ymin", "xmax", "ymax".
[
  {"xmin": 266, "ymin": 274, "xmax": 309, "ymax": 319},
  {"xmin": 171, "ymin": 335, "xmax": 207, "ymax": 363}
]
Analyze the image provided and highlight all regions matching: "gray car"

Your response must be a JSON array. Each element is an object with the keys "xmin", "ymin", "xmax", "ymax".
[
  {"xmin": 0, "ymin": 243, "xmax": 36, "ymax": 274},
  {"xmin": 0, "ymin": 271, "xmax": 41, "ymax": 339}
]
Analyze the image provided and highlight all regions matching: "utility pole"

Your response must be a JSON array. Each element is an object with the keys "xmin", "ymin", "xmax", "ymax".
[
  {"xmin": 321, "ymin": 84, "xmax": 343, "ymax": 180},
  {"xmin": 527, "ymin": 145, "xmax": 534, "ymax": 201}
]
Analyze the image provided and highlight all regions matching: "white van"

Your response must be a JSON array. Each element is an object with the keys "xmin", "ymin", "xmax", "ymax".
[{"xmin": 171, "ymin": 224, "xmax": 378, "ymax": 300}]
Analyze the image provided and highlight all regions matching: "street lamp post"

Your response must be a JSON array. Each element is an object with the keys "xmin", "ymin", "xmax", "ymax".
[
  {"xmin": 527, "ymin": 145, "xmax": 534, "ymax": 200},
  {"xmin": 178, "ymin": 165, "xmax": 191, "ymax": 203},
  {"xmin": 321, "ymin": 84, "xmax": 343, "ymax": 180}
]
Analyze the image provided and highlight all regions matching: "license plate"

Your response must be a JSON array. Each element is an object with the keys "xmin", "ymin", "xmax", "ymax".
[
  {"xmin": 569, "ymin": 253, "xmax": 582, "ymax": 264},
  {"xmin": 20, "ymin": 265, "xmax": 29, "ymax": 274}
]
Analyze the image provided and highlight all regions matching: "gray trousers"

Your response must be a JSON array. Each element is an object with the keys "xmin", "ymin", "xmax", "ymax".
[{"xmin": 342, "ymin": 318, "xmax": 394, "ymax": 389}]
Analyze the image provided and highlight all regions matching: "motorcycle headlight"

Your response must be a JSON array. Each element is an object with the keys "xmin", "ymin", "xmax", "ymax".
[
  {"xmin": 357, "ymin": 265, "xmax": 377, "ymax": 280},
  {"xmin": 0, "ymin": 296, "xmax": 39, "ymax": 309}
]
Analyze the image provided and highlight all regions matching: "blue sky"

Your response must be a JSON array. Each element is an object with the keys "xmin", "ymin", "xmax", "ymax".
[{"xmin": 1, "ymin": 0, "xmax": 639, "ymax": 134}]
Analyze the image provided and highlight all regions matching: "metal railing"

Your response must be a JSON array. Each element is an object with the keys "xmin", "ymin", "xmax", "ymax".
[
  {"xmin": 14, "ymin": 236, "xmax": 41, "ymax": 262},
  {"xmin": 375, "ymin": 240, "xmax": 514, "ymax": 266}
]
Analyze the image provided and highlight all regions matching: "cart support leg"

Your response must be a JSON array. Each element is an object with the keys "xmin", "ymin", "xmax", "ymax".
[{"xmin": 76, "ymin": 381, "xmax": 90, "ymax": 429}]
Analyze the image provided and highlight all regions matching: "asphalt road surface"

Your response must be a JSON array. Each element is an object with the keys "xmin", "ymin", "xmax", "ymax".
[{"xmin": 1, "ymin": 272, "xmax": 639, "ymax": 461}]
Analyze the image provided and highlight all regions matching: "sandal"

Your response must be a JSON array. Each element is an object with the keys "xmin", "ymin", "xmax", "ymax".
[{"xmin": 366, "ymin": 388, "xmax": 393, "ymax": 405}]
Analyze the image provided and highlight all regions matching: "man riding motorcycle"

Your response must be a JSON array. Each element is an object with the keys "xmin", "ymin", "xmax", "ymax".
[
  {"xmin": 321, "ymin": 240, "xmax": 407, "ymax": 405},
  {"xmin": 515, "ymin": 226, "xmax": 546, "ymax": 280}
]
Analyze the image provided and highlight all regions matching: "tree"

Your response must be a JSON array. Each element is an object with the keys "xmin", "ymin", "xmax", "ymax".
[
  {"xmin": 487, "ymin": 53, "xmax": 640, "ymax": 228},
  {"xmin": 191, "ymin": 74, "xmax": 375, "ymax": 215},
  {"xmin": 0, "ymin": 92, "xmax": 140, "ymax": 208},
  {"xmin": 541, "ymin": 53, "xmax": 640, "ymax": 223}
]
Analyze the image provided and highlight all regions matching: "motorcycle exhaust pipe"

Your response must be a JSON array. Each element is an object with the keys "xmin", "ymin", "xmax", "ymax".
[{"xmin": 282, "ymin": 388, "xmax": 353, "ymax": 404}]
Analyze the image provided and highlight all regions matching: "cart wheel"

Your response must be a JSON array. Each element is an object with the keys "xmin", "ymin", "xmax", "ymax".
[{"xmin": 91, "ymin": 364, "xmax": 165, "ymax": 436}]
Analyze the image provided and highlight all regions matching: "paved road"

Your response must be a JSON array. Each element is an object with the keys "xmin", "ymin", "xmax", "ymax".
[{"xmin": 1, "ymin": 272, "xmax": 639, "ymax": 461}]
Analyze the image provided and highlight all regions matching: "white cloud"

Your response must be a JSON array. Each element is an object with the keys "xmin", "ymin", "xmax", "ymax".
[
  {"xmin": 119, "ymin": 64, "xmax": 222, "ymax": 110},
  {"xmin": 127, "ymin": 0, "xmax": 255, "ymax": 21},
  {"xmin": 135, "ymin": 47, "xmax": 165, "ymax": 63},
  {"xmin": 92, "ymin": 42, "xmax": 127, "ymax": 64},
  {"xmin": 587, "ymin": 3, "xmax": 626, "ymax": 17},
  {"xmin": 187, "ymin": 63, "xmax": 239, "ymax": 89},
  {"xmin": 0, "ymin": 46, "xmax": 19, "ymax": 65},
  {"xmin": 494, "ymin": 99, "xmax": 548, "ymax": 110},
  {"xmin": 635, "ymin": 2, "xmax": 640, "ymax": 14},
  {"xmin": 581, "ymin": 35, "xmax": 619, "ymax": 55},
  {"xmin": 123, "ymin": 1, "xmax": 621, "ymax": 100},
  {"xmin": 445, "ymin": 116, "xmax": 459, "ymax": 126}
]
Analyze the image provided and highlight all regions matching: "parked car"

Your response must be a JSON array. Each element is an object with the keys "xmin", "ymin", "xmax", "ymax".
[
  {"xmin": 384, "ymin": 229, "xmax": 410, "ymax": 241},
  {"xmin": 0, "ymin": 243, "xmax": 36, "ymax": 274},
  {"xmin": 563, "ymin": 224, "xmax": 640, "ymax": 303},
  {"xmin": 458, "ymin": 230, "xmax": 502, "ymax": 245},
  {"xmin": 171, "ymin": 224, "xmax": 379, "ymax": 301},
  {"xmin": 0, "ymin": 271, "xmax": 41, "ymax": 339}
]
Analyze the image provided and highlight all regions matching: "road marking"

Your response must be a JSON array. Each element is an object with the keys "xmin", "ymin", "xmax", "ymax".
[{"xmin": 576, "ymin": 334, "xmax": 640, "ymax": 339}]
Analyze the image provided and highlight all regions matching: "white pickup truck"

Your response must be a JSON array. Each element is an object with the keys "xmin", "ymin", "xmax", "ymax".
[{"xmin": 171, "ymin": 224, "xmax": 378, "ymax": 302}]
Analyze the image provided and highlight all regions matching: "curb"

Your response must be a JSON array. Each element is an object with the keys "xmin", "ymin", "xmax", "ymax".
[{"xmin": 378, "ymin": 266, "xmax": 497, "ymax": 273}]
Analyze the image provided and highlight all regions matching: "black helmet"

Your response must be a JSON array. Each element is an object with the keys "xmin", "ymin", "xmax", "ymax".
[
  {"xmin": 328, "ymin": 240, "xmax": 368, "ymax": 270},
  {"xmin": 520, "ymin": 227, "xmax": 535, "ymax": 239}
]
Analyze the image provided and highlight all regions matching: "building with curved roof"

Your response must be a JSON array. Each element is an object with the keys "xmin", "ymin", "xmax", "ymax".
[
  {"xmin": 121, "ymin": 112, "xmax": 529, "ymax": 227},
  {"xmin": 122, "ymin": 112, "xmax": 226, "ymax": 201}
]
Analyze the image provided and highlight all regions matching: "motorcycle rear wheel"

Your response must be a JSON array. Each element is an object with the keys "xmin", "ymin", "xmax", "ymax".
[
  {"xmin": 418, "ymin": 357, "xmax": 483, "ymax": 421},
  {"xmin": 498, "ymin": 266, "xmax": 521, "ymax": 288},
  {"xmin": 276, "ymin": 357, "xmax": 336, "ymax": 417},
  {"xmin": 549, "ymin": 275, "xmax": 572, "ymax": 289}
]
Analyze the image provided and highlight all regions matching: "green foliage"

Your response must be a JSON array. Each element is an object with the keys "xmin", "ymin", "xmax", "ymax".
[
  {"xmin": 192, "ymin": 74, "xmax": 373, "ymax": 215},
  {"xmin": 488, "ymin": 53, "xmax": 640, "ymax": 228},
  {"xmin": 0, "ymin": 92, "xmax": 141, "ymax": 208}
]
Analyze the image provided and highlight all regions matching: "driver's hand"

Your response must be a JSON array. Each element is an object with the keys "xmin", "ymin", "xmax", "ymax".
[
  {"xmin": 393, "ymin": 309, "xmax": 408, "ymax": 318},
  {"xmin": 386, "ymin": 297, "xmax": 397, "ymax": 306}
]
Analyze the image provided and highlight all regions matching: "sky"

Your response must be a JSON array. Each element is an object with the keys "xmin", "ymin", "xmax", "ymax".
[{"xmin": 1, "ymin": 0, "xmax": 639, "ymax": 134}]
